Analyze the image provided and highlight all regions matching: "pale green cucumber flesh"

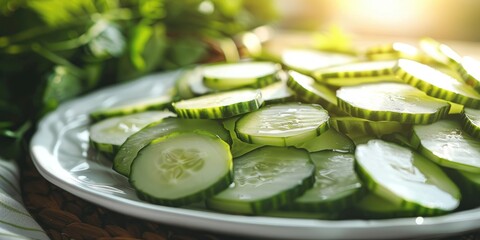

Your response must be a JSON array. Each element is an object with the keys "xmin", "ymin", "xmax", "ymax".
[
  {"xmin": 291, "ymin": 151, "xmax": 364, "ymax": 211},
  {"xmin": 172, "ymin": 89, "xmax": 263, "ymax": 119},
  {"xmin": 336, "ymin": 82, "xmax": 450, "ymax": 124},
  {"xmin": 205, "ymin": 146, "xmax": 314, "ymax": 214},
  {"xmin": 89, "ymin": 111, "xmax": 175, "ymax": 154},
  {"xmin": 355, "ymin": 139, "xmax": 461, "ymax": 215},
  {"xmin": 260, "ymin": 81, "xmax": 296, "ymax": 104},
  {"xmin": 412, "ymin": 119, "xmax": 480, "ymax": 173},
  {"xmin": 113, "ymin": 118, "xmax": 231, "ymax": 176},
  {"xmin": 365, "ymin": 42, "xmax": 421, "ymax": 61},
  {"xmin": 202, "ymin": 61, "xmax": 280, "ymax": 90},
  {"xmin": 235, "ymin": 103, "xmax": 330, "ymax": 146},
  {"xmin": 130, "ymin": 131, "xmax": 233, "ymax": 206},
  {"xmin": 394, "ymin": 59, "xmax": 480, "ymax": 108}
]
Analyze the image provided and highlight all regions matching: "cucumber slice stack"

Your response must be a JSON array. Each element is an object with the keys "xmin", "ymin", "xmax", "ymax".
[{"xmin": 88, "ymin": 42, "xmax": 480, "ymax": 219}]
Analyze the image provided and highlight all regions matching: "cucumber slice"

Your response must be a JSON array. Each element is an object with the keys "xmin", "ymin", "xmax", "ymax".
[
  {"xmin": 419, "ymin": 38, "xmax": 462, "ymax": 70},
  {"xmin": 113, "ymin": 118, "xmax": 231, "ymax": 176},
  {"xmin": 89, "ymin": 111, "xmax": 175, "ymax": 155},
  {"xmin": 174, "ymin": 68, "xmax": 197, "ymax": 100},
  {"xmin": 459, "ymin": 56, "xmax": 480, "ymax": 90},
  {"xmin": 286, "ymin": 70, "xmax": 339, "ymax": 112},
  {"xmin": 462, "ymin": 108, "xmax": 480, "ymax": 138},
  {"xmin": 130, "ymin": 131, "xmax": 233, "ymax": 206},
  {"xmin": 202, "ymin": 61, "xmax": 281, "ymax": 91},
  {"xmin": 312, "ymin": 60, "xmax": 399, "ymax": 87},
  {"xmin": 365, "ymin": 42, "xmax": 422, "ymax": 61},
  {"xmin": 330, "ymin": 116, "xmax": 410, "ymax": 137},
  {"xmin": 336, "ymin": 82, "xmax": 450, "ymax": 124},
  {"xmin": 355, "ymin": 193, "xmax": 417, "ymax": 219},
  {"xmin": 235, "ymin": 103, "xmax": 330, "ymax": 146},
  {"xmin": 186, "ymin": 66, "xmax": 215, "ymax": 96},
  {"xmin": 205, "ymin": 146, "xmax": 315, "ymax": 214},
  {"xmin": 355, "ymin": 139, "xmax": 461, "ymax": 215},
  {"xmin": 294, "ymin": 128, "xmax": 355, "ymax": 153},
  {"xmin": 394, "ymin": 59, "xmax": 480, "ymax": 108},
  {"xmin": 172, "ymin": 89, "xmax": 263, "ymax": 119},
  {"xmin": 260, "ymin": 81, "xmax": 296, "ymax": 104},
  {"xmin": 281, "ymin": 49, "xmax": 357, "ymax": 75},
  {"xmin": 222, "ymin": 117, "xmax": 263, "ymax": 158},
  {"xmin": 90, "ymin": 95, "xmax": 173, "ymax": 122},
  {"xmin": 444, "ymin": 168, "xmax": 480, "ymax": 209},
  {"xmin": 290, "ymin": 151, "xmax": 364, "ymax": 212},
  {"xmin": 412, "ymin": 119, "xmax": 480, "ymax": 173}
]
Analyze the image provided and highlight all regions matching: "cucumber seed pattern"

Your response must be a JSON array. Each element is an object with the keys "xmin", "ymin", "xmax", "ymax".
[{"xmin": 156, "ymin": 148, "xmax": 205, "ymax": 183}]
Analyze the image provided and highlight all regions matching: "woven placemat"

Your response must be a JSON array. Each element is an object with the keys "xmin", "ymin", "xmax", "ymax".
[{"xmin": 21, "ymin": 154, "xmax": 480, "ymax": 240}]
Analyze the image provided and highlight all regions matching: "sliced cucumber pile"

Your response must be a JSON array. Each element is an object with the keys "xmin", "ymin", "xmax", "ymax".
[{"xmin": 88, "ymin": 39, "xmax": 480, "ymax": 219}]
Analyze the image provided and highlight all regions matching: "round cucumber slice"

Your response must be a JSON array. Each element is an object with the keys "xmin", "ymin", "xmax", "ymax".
[
  {"xmin": 130, "ymin": 131, "xmax": 233, "ymax": 206},
  {"xmin": 419, "ymin": 38, "xmax": 462, "ymax": 70},
  {"xmin": 89, "ymin": 111, "xmax": 175, "ymax": 155},
  {"xmin": 355, "ymin": 139, "xmax": 461, "ymax": 215},
  {"xmin": 336, "ymin": 82, "xmax": 450, "ymax": 124},
  {"xmin": 365, "ymin": 42, "xmax": 422, "ymax": 61},
  {"xmin": 260, "ymin": 81, "xmax": 296, "ymax": 104},
  {"xmin": 172, "ymin": 89, "xmax": 263, "ymax": 119},
  {"xmin": 206, "ymin": 146, "xmax": 315, "ymax": 214},
  {"xmin": 286, "ymin": 71, "xmax": 339, "ymax": 112},
  {"xmin": 222, "ymin": 117, "xmax": 263, "ymax": 158},
  {"xmin": 312, "ymin": 60, "xmax": 399, "ymax": 87},
  {"xmin": 394, "ymin": 59, "xmax": 480, "ymax": 108},
  {"xmin": 235, "ymin": 103, "xmax": 330, "ymax": 146},
  {"xmin": 462, "ymin": 108, "xmax": 480, "ymax": 139},
  {"xmin": 281, "ymin": 49, "xmax": 357, "ymax": 75},
  {"xmin": 90, "ymin": 96, "xmax": 174, "ymax": 122},
  {"xmin": 290, "ymin": 151, "xmax": 364, "ymax": 212},
  {"xmin": 202, "ymin": 61, "xmax": 281, "ymax": 91},
  {"xmin": 113, "ymin": 118, "xmax": 231, "ymax": 176},
  {"xmin": 459, "ymin": 56, "xmax": 480, "ymax": 90},
  {"xmin": 412, "ymin": 119, "xmax": 480, "ymax": 173}
]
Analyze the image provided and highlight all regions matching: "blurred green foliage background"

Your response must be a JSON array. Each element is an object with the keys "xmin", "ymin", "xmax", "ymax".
[{"xmin": 0, "ymin": 0, "xmax": 277, "ymax": 160}]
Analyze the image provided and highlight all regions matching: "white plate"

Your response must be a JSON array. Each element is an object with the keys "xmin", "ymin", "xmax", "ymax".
[{"xmin": 30, "ymin": 70, "xmax": 480, "ymax": 240}]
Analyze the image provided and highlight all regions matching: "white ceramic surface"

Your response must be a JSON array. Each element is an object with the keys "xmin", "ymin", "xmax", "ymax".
[{"xmin": 30, "ymin": 70, "xmax": 480, "ymax": 240}]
